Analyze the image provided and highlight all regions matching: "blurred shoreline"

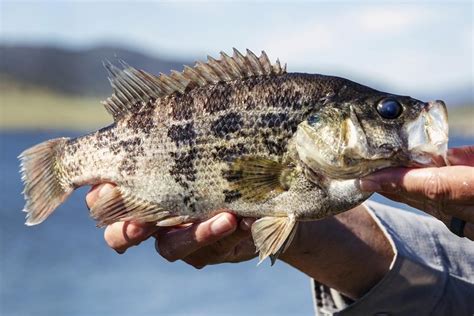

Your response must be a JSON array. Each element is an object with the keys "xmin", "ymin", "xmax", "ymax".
[{"xmin": 1, "ymin": 45, "xmax": 472, "ymax": 137}]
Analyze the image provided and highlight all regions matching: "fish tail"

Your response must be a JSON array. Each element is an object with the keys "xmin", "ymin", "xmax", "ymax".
[{"xmin": 19, "ymin": 137, "xmax": 73, "ymax": 226}]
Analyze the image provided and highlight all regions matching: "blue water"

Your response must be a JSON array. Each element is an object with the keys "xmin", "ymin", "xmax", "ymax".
[{"xmin": 1, "ymin": 131, "xmax": 472, "ymax": 316}]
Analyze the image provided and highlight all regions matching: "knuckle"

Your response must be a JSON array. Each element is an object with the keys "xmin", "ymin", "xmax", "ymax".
[
  {"xmin": 192, "ymin": 263, "xmax": 206, "ymax": 270},
  {"xmin": 183, "ymin": 257, "xmax": 206, "ymax": 269},
  {"xmin": 161, "ymin": 250, "xmax": 179, "ymax": 262},
  {"xmin": 155, "ymin": 241, "xmax": 179, "ymax": 262}
]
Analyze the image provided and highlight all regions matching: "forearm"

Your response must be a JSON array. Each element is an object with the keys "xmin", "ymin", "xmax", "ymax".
[{"xmin": 280, "ymin": 205, "xmax": 394, "ymax": 299}]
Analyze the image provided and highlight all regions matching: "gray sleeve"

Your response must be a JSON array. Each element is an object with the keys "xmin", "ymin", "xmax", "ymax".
[{"xmin": 312, "ymin": 201, "xmax": 474, "ymax": 316}]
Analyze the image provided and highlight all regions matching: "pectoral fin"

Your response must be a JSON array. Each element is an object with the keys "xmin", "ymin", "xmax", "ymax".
[
  {"xmin": 226, "ymin": 157, "xmax": 295, "ymax": 201},
  {"xmin": 251, "ymin": 215, "xmax": 298, "ymax": 265}
]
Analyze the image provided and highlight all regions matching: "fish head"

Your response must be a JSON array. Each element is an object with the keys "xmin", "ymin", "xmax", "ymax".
[{"xmin": 296, "ymin": 94, "xmax": 449, "ymax": 179}]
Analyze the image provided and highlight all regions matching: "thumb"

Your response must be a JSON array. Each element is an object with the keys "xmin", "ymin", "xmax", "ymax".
[
  {"xmin": 358, "ymin": 168, "xmax": 410, "ymax": 193},
  {"xmin": 360, "ymin": 166, "xmax": 474, "ymax": 203}
]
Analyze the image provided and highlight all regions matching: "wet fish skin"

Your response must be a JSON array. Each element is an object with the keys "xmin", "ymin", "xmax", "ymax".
[{"xmin": 19, "ymin": 49, "xmax": 448, "ymax": 264}]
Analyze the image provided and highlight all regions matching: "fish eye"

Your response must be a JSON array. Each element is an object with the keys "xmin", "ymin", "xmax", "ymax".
[
  {"xmin": 307, "ymin": 115, "xmax": 320, "ymax": 126},
  {"xmin": 376, "ymin": 99, "xmax": 403, "ymax": 119}
]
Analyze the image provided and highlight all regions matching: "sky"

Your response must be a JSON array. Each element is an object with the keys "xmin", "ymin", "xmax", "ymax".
[{"xmin": 0, "ymin": 0, "xmax": 472, "ymax": 100}]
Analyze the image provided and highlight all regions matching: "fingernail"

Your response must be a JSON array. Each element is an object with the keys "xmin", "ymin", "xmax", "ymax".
[
  {"xmin": 126, "ymin": 224, "xmax": 145, "ymax": 240},
  {"xmin": 210, "ymin": 214, "xmax": 234, "ymax": 235},
  {"xmin": 358, "ymin": 178, "xmax": 381, "ymax": 192},
  {"xmin": 98, "ymin": 184, "xmax": 112, "ymax": 198}
]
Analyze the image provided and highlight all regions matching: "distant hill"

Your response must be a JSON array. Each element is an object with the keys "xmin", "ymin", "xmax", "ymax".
[
  {"xmin": 0, "ymin": 44, "xmax": 472, "ymax": 134},
  {"xmin": 0, "ymin": 45, "xmax": 189, "ymax": 97},
  {"xmin": 0, "ymin": 44, "xmax": 472, "ymax": 106}
]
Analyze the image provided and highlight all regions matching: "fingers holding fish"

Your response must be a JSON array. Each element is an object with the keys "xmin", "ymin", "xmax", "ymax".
[
  {"xmin": 104, "ymin": 221, "xmax": 159, "ymax": 254},
  {"xmin": 155, "ymin": 212, "xmax": 238, "ymax": 262},
  {"xmin": 359, "ymin": 146, "xmax": 474, "ymax": 240},
  {"xmin": 180, "ymin": 222, "xmax": 256, "ymax": 269},
  {"xmin": 86, "ymin": 183, "xmax": 114, "ymax": 209},
  {"xmin": 87, "ymin": 183, "xmax": 158, "ymax": 253},
  {"xmin": 154, "ymin": 214, "xmax": 257, "ymax": 268},
  {"xmin": 360, "ymin": 166, "xmax": 474, "ymax": 220},
  {"xmin": 361, "ymin": 166, "xmax": 474, "ymax": 203}
]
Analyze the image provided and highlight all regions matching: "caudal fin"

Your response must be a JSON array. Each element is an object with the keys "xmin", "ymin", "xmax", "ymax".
[{"xmin": 19, "ymin": 138, "xmax": 73, "ymax": 226}]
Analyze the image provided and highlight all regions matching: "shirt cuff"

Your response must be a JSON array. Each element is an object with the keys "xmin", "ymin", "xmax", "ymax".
[{"xmin": 313, "ymin": 201, "xmax": 454, "ymax": 315}]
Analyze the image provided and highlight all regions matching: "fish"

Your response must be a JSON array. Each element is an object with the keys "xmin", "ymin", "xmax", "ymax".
[{"xmin": 19, "ymin": 49, "xmax": 449, "ymax": 264}]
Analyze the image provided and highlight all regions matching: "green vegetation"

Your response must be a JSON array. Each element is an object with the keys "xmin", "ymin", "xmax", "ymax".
[
  {"xmin": 0, "ymin": 80, "xmax": 111, "ymax": 130},
  {"xmin": 0, "ymin": 79, "xmax": 472, "ymax": 136},
  {"xmin": 448, "ymin": 104, "xmax": 474, "ymax": 137}
]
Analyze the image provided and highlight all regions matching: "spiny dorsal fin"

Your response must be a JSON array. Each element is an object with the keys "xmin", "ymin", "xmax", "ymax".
[{"xmin": 101, "ymin": 49, "xmax": 287, "ymax": 121}]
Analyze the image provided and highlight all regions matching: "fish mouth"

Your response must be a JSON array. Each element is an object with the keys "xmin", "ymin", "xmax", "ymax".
[{"xmin": 403, "ymin": 100, "xmax": 449, "ymax": 167}]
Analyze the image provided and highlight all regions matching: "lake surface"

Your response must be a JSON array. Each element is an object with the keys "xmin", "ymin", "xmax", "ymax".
[{"xmin": 1, "ymin": 131, "xmax": 472, "ymax": 316}]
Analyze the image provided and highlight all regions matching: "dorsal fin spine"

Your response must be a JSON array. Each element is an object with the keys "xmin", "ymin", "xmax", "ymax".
[
  {"xmin": 137, "ymin": 73, "xmax": 160, "ymax": 96},
  {"xmin": 153, "ymin": 73, "xmax": 172, "ymax": 93},
  {"xmin": 246, "ymin": 49, "xmax": 264, "ymax": 76},
  {"xmin": 219, "ymin": 52, "xmax": 242, "ymax": 78},
  {"xmin": 195, "ymin": 61, "xmax": 220, "ymax": 84},
  {"xmin": 259, "ymin": 51, "xmax": 272, "ymax": 74},
  {"xmin": 122, "ymin": 69, "xmax": 149, "ymax": 96},
  {"xmin": 102, "ymin": 49, "xmax": 287, "ymax": 120},
  {"xmin": 108, "ymin": 69, "xmax": 137, "ymax": 100},
  {"xmin": 120, "ymin": 75, "xmax": 142, "ymax": 99},
  {"xmin": 170, "ymin": 70, "xmax": 191, "ymax": 87},
  {"xmin": 183, "ymin": 65, "xmax": 207, "ymax": 86},
  {"xmin": 159, "ymin": 73, "xmax": 184, "ymax": 94},
  {"xmin": 232, "ymin": 48, "xmax": 251, "ymax": 77},
  {"xmin": 114, "ymin": 89, "xmax": 128, "ymax": 105},
  {"xmin": 207, "ymin": 56, "xmax": 232, "ymax": 81},
  {"xmin": 137, "ymin": 70, "xmax": 163, "ymax": 94},
  {"xmin": 109, "ymin": 77, "xmax": 133, "ymax": 101}
]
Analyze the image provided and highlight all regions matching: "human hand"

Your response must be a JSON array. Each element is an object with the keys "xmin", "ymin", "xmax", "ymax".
[
  {"xmin": 87, "ymin": 184, "xmax": 395, "ymax": 299},
  {"xmin": 359, "ymin": 146, "xmax": 474, "ymax": 240},
  {"xmin": 86, "ymin": 183, "xmax": 257, "ymax": 268}
]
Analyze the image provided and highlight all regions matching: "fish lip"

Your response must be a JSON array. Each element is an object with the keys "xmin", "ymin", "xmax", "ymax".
[{"xmin": 403, "ymin": 100, "xmax": 449, "ymax": 167}]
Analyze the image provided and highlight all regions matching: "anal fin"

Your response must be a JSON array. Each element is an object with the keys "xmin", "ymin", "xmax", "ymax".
[
  {"xmin": 251, "ymin": 215, "xmax": 298, "ymax": 265},
  {"xmin": 90, "ymin": 186, "xmax": 170, "ymax": 227}
]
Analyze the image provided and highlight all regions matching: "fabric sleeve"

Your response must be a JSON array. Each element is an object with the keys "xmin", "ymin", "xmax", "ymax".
[{"xmin": 312, "ymin": 200, "xmax": 474, "ymax": 316}]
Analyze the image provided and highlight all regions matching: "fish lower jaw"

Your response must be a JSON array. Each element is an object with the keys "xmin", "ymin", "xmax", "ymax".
[
  {"xmin": 302, "ymin": 157, "xmax": 397, "ymax": 181},
  {"xmin": 408, "ymin": 151, "xmax": 448, "ymax": 167}
]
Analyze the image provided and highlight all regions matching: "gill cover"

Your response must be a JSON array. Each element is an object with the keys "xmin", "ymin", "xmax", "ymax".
[{"xmin": 295, "ymin": 105, "xmax": 371, "ymax": 178}]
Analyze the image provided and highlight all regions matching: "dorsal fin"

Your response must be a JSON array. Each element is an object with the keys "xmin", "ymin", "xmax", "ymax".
[{"xmin": 101, "ymin": 49, "xmax": 287, "ymax": 120}]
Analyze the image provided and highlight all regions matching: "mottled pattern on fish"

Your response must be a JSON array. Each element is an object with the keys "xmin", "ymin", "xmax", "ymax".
[
  {"xmin": 61, "ymin": 74, "xmax": 371, "ymax": 216},
  {"xmin": 19, "ymin": 49, "xmax": 449, "ymax": 264}
]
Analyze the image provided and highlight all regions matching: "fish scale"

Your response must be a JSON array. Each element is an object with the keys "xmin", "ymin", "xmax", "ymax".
[{"xmin": 19, "ymin": 49, "xmax": 449, "ymax": 265}]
